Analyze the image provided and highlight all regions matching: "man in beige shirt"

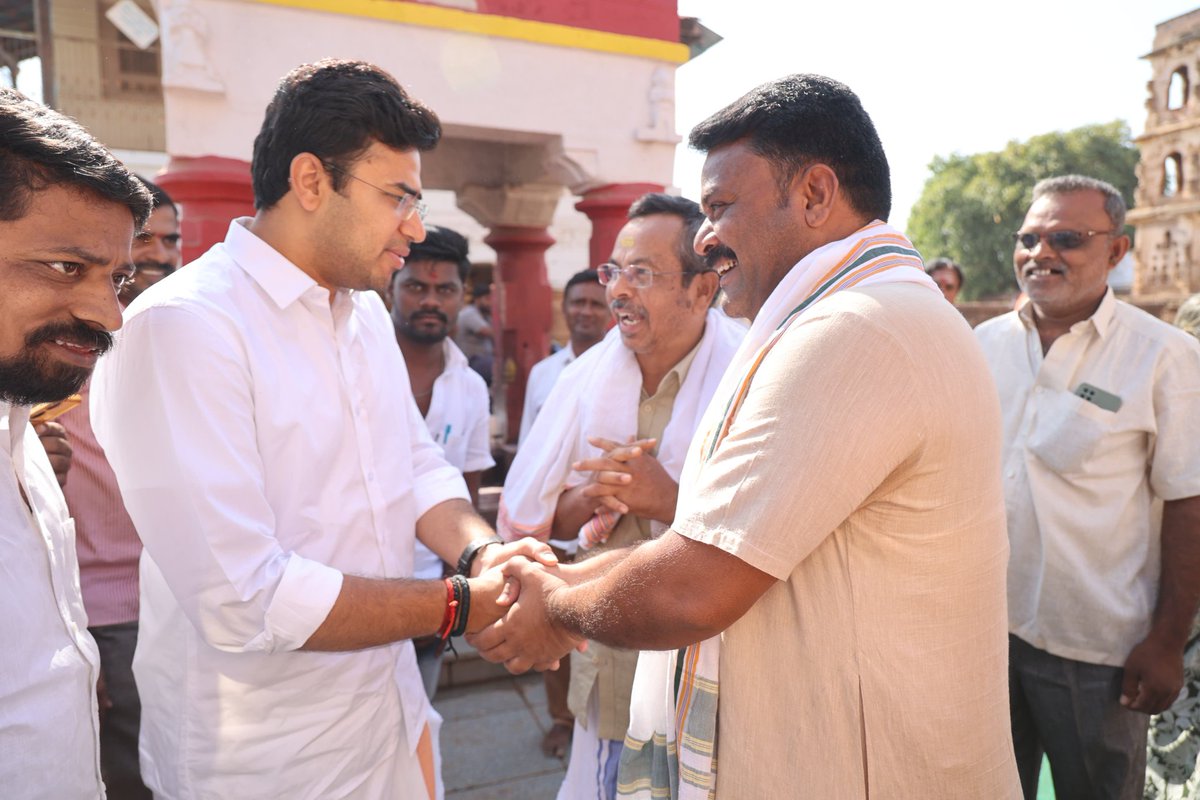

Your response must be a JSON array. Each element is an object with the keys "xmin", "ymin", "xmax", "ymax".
[
  {"xmin": 499, "ymin": 192, "xmax": 742, "ymax": 799},
  {"xmin": 474, "ymin": 74, "xmax": 1021, "ymax": 798},
  {"xmin": 975, "ymin": 176, "xmax": 1200, "ymax": 800}
]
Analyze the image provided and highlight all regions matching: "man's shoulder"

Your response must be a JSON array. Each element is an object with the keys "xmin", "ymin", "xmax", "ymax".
[
  {"xmin": 1110, "ymin": 298, "xmax": 1200, "ymax": 352},
  {"xmin": 530, "ymin": 346, "xmax": 572, "ymax": 377}
]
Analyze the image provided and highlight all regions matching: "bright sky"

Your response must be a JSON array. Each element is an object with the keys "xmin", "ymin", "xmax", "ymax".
[{"xmin": 674, "ymin": 0, "xmax": 1199, "ymax": 232}]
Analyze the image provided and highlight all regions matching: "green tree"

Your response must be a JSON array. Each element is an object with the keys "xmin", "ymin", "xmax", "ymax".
[{"xmin": 907, "ymin": 122, "xmax": 1139, "ymax": 300}]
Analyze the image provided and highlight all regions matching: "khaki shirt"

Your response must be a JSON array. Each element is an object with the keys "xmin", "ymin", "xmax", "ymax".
[
  {"xmin": 675, "ymin": 285, "xmax": 1020, "ymax": 798},
  {"xmin": 976, "ymin": 290, "xmax": 1200, "ymax": 665},
  {"xmin": 569, "ymin": 341, "xmax": 701, "ymax": 741}
]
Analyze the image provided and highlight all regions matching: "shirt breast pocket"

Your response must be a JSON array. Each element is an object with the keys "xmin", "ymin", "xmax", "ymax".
[{"xmin": 1027, "ymin": 389, "xmax": 1117, "ymax": 474}]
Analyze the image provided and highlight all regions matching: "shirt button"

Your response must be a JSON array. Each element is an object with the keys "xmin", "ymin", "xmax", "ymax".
[{"xmin": 1006, "ymin": 470, "xmax": 1016, "ymax": 479}]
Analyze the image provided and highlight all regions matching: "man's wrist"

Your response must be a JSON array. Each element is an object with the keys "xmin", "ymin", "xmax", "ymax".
[{"xmin": 457, "ymin": 535, "xmax": 502, "ymax": 577}]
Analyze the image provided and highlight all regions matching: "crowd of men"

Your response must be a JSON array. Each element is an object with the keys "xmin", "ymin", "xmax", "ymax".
[{"xmin": 2, "ymin": 57, "xmax": 1198, "ymax": 800}]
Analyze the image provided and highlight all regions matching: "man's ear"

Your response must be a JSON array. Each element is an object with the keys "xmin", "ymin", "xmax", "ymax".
[
  {"xmin": 289, "ymin": 153, "xmax": 328, "ymax": 212},
  {"xmin": 794, "ymin": 163, "xmax": 839, "ymax": 229},
  {"xmin": 1108, "ymin": 233, "xmax": 1131, "ymax": 269},
  {"xmin": 692, "ymin": 268, "xmax": 720, "ymax": 309}
]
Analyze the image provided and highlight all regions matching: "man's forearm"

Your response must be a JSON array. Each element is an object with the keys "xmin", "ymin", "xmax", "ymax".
[
  {"xmin": 416, "ymin": 497, "xmax": 495, "ymax": 569},
  {"xmin": 547, "ymin": 538, "xmax": 724, "ymax": 650},
  {"xmin": 1151, "ymin": 496, "xmax": 1200, "ymax": 649},
  {"xmin": 551, "ymin": 484, "xmax": 598, "ymax": 542},
  {"xmin": 302, "ymin": 575, "xmax": 443, "ymax": 651}
]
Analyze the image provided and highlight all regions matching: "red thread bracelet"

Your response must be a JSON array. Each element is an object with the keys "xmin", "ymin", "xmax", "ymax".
[{"xmin": 437, "ymin": 577, "xmax": 458, "ymax": 641}]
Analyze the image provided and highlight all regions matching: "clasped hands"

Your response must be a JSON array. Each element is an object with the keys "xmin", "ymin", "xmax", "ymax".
[
  {"xmin": 461, "ymin": 539, "xmax": 581, "ymax": 674},
  {"xmin": 573, "ymin": 436, "xmax": 677, "ymax": 523}
]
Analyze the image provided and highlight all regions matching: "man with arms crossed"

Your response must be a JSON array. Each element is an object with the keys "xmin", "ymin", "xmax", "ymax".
[
  {"xmin": 975, "ymin": 176, "xmax": 1200, "ymax": 800},
  {"xmin": 500, "ymin": 193, "xmax": 742, "ymax": 798},
  {"xmin": 91, "ymin": 60, "xmax": 548, "ymax": 800},
  {"xmin": 0, "ymin": 87, "xmax": 150, "ymax": 799},
  {"xmin": 475, "ymin": 75, "xmax": 1021, "ymax": 798}
]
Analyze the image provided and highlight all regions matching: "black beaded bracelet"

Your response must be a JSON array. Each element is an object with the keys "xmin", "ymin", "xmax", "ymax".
[
  {"xmin": 449, "ymin": 574, "xmax": 471, "ymax": 638},
  {"xmin": 456, "ymin": 535, "xmax": 501, "ymax": 577}
]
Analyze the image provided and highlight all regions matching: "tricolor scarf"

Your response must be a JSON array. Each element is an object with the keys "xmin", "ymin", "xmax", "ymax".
[{"xmin": 617, "ymin": 221, "xmax": 937, "ymax": 799}]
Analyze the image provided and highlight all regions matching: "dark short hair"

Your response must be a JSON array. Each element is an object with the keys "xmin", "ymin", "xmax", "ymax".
[
  {"xmin": 626, "ymin": 192, "xmax": 708, "ymax": 280},
  {"xmin": 926, "ymin": 257, "xmax": 964, "ymax": 287},
  {"xmin": 135, "ymin": 174, "xmax": 177, "ymax": 215},
  {"xmin": 403, "ymin": 224, "xmax": 470, "ymax": 282},
  {"xmin": 251, "ymin": 59, "xmax": 441, "ymax": 210},
  {"xmin": 1031, "ymin": 175, "xmax": 1126, "ymax": 233},
  {"xmin": 0, "ymin": 88, "xmax": 151, "ymax": 226},
  {"xmin": 688, "ymin": 74, "xmax": 891, "ymax": 221},
  {"xmin": 564, "ymin": 268, "xmax": 601, "ymax": 296}
]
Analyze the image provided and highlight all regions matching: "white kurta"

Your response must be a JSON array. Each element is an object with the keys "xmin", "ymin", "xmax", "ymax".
[
  {"xmin": 91, "ymin": 219, "xmax": 468, "ymax": 800},
  {"xmin": 0, "ymin": 403, "xmax": 104, "ymax": 799}
]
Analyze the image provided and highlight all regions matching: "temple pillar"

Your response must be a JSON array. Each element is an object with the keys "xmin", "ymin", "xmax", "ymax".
[
  {"xmin": 155, "ymin": 156, "xmax": 254, "ymax": 265},
  {"xmin": 458, "ymin": 184, "xmax": 562, "ymax": 442},
  {"xmin": 574, "ymin": 181, "xmax": 664, "ymax": 267}
]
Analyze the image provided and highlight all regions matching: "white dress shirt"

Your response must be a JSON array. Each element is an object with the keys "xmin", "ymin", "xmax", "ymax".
[
  {"xmin": 976, "ymin": 290, "xmax": 1200, "ymax": 666},
  {"xmin": 412, "ymin": 338, "xmax": 495, "ymax": 580},
  {"xmin": 517, "ymin": 344, "xmax": 576, "ymax": 445},
  {"xmin": 1, "ymin": 402, "xmax": 104, "ymax": 799},
  {"xmin": 91, "ymin": 219, "xmax": 468, "ymax": 799}
]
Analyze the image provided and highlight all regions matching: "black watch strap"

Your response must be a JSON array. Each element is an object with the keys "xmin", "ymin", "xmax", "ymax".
[{"xmin": 457, "ymin": 535, "xmax": 501, "ymax": 576}]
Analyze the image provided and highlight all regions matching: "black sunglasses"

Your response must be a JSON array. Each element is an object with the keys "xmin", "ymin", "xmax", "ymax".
[{"xmin": 1012, "ymin": 229, "xmax": 1115, "ymax": 252}]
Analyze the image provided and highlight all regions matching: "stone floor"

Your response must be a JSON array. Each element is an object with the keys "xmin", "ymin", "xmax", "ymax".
[{"xmin": 435, "ymin": 671, "xmax": 567, "ymax": 799}]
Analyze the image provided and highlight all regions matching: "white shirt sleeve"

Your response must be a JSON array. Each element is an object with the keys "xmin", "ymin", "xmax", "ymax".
[{"xmin": 92, "ymin": 306, "xmax": 343, "ymax": 654}]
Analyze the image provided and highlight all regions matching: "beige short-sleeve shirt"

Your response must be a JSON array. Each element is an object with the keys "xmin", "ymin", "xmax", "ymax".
[{"xmin": 674, "ymin": 284, "xmax": 1020, "ymax": 798}]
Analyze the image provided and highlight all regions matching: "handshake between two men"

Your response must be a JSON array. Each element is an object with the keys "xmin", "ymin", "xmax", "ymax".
[{"xmin": 469, "ymin": 435, "xmax": 682, "ymax": 674}]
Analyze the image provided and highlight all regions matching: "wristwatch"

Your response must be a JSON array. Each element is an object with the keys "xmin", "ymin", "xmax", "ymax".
[{"xmin": 456, "ymin": 535, "xmax": 502, "ymax": 576}]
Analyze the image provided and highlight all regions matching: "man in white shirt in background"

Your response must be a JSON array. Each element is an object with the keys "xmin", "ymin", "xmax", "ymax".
[
  {"xmin": 90, "ymin": 59, "xmax": 550, "ymax": 800},
  {"xmin": 518, "ymin": 268, "xmax": 608, "ymax": 445},
  {"xmin": 975, "ymin": 175, "xmax": 1200, "ymax": 800},
  {"xmin": 390, "ymin": 223, "xmax": 496, "ymax": 697},
  {"xmin": 0, "ymin": 86, "xmax": 151, "ymax": 800}
]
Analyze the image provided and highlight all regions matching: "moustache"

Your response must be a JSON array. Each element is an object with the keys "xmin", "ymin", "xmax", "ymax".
[
  {"xmin": 704, "ymin": 245, "xmax": 737, "ymax": 269},
  {"xmin": 134, "ymin": 260, "xmax": 176, "ymax": 274},
  {"xmin": 409, "ymin": 310, "xmax": 449, "ymax": 325},
  {"xmin": 27, "ymin": 321, "xmax": 115, "ymax": 356}
]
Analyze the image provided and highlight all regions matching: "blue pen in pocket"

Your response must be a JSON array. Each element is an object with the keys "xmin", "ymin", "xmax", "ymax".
[{"xmin": 442, "ymin": 424, "xmax": 452, "ymax": 443}]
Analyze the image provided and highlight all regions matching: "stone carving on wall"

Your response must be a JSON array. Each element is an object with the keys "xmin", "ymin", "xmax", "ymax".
[
  {"xmin": 159, "ymin": 0, "xmax": 224, "ymax": 94},
  {"xmin": 636, "ymin": 66, "xmax": 681, "ymax": 144}
]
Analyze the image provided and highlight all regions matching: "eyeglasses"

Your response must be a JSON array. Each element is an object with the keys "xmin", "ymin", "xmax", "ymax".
[
  {"xmin": 596, "ymin": 263, "xmax": 695, "ymax": 289},
  {"xmin": 322, "ymin": 161, "xmax": 428, "ymax": 222},
  {"xmin": 1012, "ymin": 229, "xmax": 1115, "ymax": 252}
]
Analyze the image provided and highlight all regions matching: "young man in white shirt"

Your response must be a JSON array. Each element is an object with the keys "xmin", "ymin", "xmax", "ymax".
[
  {"xmin": 90, "ymin": 60, "xmax": 550, "ymax": 800},
  {"xmin": 390, "ymin": 224, "xmax": 495, "ymax": 697},
  {"xmin": 0, "ymin": 86, "xmax": 151, "ymax": 800}
]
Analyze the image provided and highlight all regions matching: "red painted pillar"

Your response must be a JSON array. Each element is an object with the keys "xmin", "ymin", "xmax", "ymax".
[
  {"xmin": 574, "ymin": 182, "xmax": 664, "ymax": 267},
  {"xmin": 155, "ymin": 156, "xmax": 255, "ymax": 265},
  {"xmin": 485, "ymin": 226, "xmax": 555, "ymax": 442}
]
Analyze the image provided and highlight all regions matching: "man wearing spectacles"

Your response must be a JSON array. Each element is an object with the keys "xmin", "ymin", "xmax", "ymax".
[
  {"xmin": 389, "ymin": 224, "xmax": 495, "ymax": 699},
  {"xmin": 498, "ymin": 192, "xmax": 743, "ymax": 799},
  {"xmin": 975, "ymin": 175, "xmax": 1200, "ymax": 800},
  {"xmin": 88, "ymin": 60, "xmax": 553, "ymax": 800}
]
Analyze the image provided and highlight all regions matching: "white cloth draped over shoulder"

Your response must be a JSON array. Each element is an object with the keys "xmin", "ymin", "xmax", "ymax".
[
  {"xmin": 497, "ymin": 309, "xmax": 744, "ymax": 546},
  {"xmin": 618, "ymin": 221, "xmax": 939, "ymax": 800}
]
